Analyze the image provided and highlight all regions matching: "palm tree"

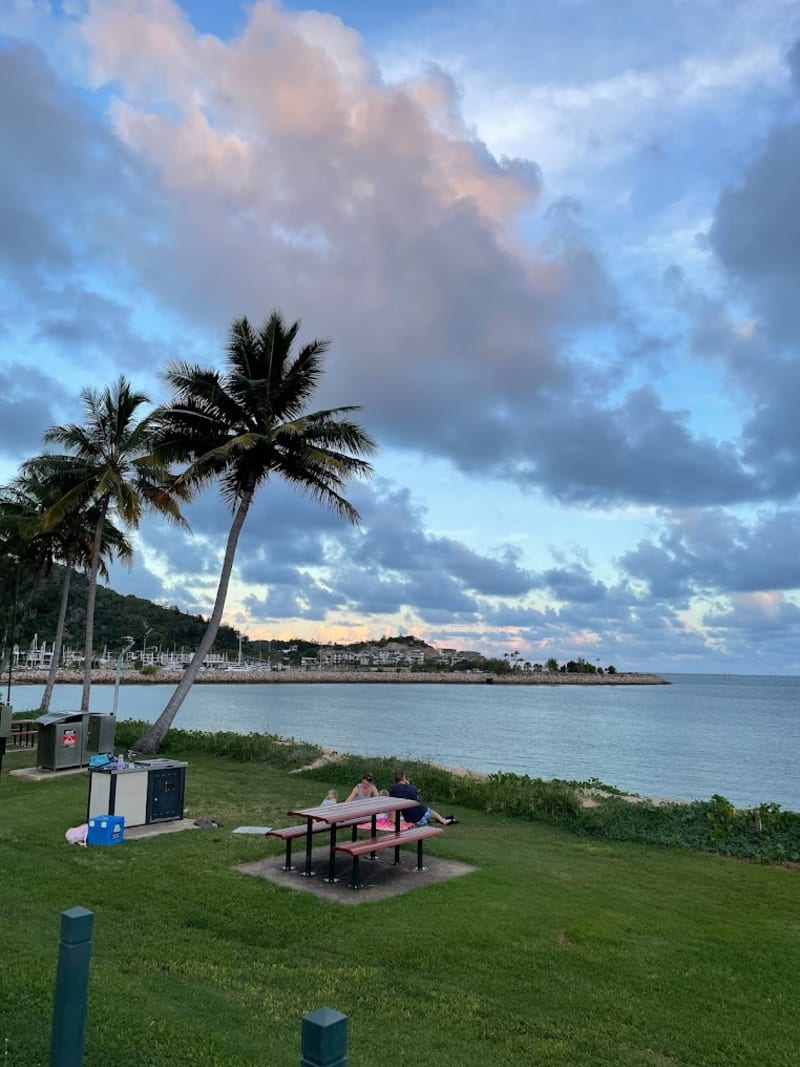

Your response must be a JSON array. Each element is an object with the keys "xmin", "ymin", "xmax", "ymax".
[
  {"xmin": 12, "ymin": 457, "xmax": 134, "ymax": 711},
  {"xmin": 40, "ymin": 377, "xmax": 188, "ymax": 711},
  {"xmin": 133, "ymin": 312, "xmax": 377, "ymax": 752},
  {"xmin": 0, "ymin": 465, "xmax": 90, "ymax": 678},
  {"xmin": 0, "ymin": 490, "xmax": 40, "ymax": 680}
]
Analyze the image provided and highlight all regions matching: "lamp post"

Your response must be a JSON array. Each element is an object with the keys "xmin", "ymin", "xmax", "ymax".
[
  {"xmin": 1, "ymin": 558, "xmax": 20, "ymax": 777},
  {"xmin": 5, "ymin": 556, "xmax": 20, "ymax": 705},
  {"xmin": 112, "ymin": 636, "xmax": 136, "ymax": 718},
  {"xmin": 140, "ymin": 627, "xmax": 152, "ymax": 665}
]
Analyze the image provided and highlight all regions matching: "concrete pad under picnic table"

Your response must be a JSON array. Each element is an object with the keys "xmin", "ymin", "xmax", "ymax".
[{"xmin": 236, "ymin": 844, "xmax": 476, "ymax": 904}]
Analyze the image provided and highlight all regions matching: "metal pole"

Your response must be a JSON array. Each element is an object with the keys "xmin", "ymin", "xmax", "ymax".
[
  {"xmin": 301, "ymin": 1007, "xmax": 347, "ymax": 1067},
  {"xmin": 112, "ymin": 637, "xmax": 135, "ymax": 718},
  {"xmin": 50, "ymin": 906, "xmax": 94, "ymax": 1067},
  {"xmin": 6, "ymin": 558, "xmax": 19, "ymax": 704}
]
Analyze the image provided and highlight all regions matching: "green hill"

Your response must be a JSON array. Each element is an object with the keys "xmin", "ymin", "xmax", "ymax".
[{"xmin": 0, "ymin": 562, "xmax": 240, "ymax": 659}]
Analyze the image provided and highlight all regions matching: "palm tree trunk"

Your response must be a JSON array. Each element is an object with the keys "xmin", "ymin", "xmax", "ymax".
[
  {"xmin": 81, "ymin": 506, "xmax": 108, "ymax": 713},
  {"xmin": 133, "ymin": 491, "xmax": 254, "ymax": 753},
  {"xmin": 40, "ymin": 566, "xmax": 72, "ymax": 713}
]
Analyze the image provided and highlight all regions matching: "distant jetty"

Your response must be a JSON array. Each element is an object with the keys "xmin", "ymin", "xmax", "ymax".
[{"xmin": 10, "ymin": 668, "xmax": 669, "ymax": 686}]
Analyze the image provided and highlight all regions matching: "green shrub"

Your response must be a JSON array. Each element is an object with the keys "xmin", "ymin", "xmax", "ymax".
[
  {"xmin": 116, "ymin": 720, "xmax": 322, "ymax": 769},
  {"xmin": 113, "ymin": 721, "xmax": 800, "ymax": 863}
]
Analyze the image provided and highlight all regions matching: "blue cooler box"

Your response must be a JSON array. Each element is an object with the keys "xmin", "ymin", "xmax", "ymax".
[{"xmin": 88, "ymin": 814, "xmax": 125, "ymax": 846}]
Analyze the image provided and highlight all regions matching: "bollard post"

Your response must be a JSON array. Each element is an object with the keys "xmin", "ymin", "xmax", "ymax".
[
  {"xmin": 301, "ymin": 1006, "xmax": 348, "ymax": 1067},
  {"xmin": 50, "ymin": 907, "xmax": 94, "ymax": 1067}
]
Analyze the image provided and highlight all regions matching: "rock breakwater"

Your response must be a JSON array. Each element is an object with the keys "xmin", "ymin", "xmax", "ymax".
[{"xmin": 10, "ymin": 668, "xmax": 669, "ymax": 686}]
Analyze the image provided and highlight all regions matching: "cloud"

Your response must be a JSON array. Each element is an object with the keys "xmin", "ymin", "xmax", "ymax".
[
  {"xmin": 0, "ymin": 0, "xmax": 765, "ymax": 508},
  {"xmin": 3, "ymin": 0, "xmax": 800, "ymax": 672},
  {"xmin": 710, "ymin": 122, "xmax": 800, "ymax": 350},
  {"xmin": 619, "ymin": 508, "xmax": 800, "ymax": 598},
  {"xmin": 787, "ymin": 38, "xmax": 800, "ymax": 90},
  {"xmin": 0, "ymin": 363, "xmax": 71, "ymax": 464}
]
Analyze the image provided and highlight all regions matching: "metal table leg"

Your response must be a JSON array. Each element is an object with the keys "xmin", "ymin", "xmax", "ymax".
[
  {"xmin": 368, "ymin": 814, "xmax": 378, "ymax": 860},
  {"xmin": 325, "ymin": 823, "xmax": 339, "ymax": 883},
  {"xmin": 302, "ymin": 817, "xmax": 315, "ymax": 877}
]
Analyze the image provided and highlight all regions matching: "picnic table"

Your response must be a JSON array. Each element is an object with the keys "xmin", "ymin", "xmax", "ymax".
[{"xmin": 287, "ymin": 796, "xmax": 420, "ymax": 881}]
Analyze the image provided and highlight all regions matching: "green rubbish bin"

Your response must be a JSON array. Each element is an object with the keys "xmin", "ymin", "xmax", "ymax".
[{"xmin": 0, "ymin": 703, "xmax": 12, "ymax": 739}]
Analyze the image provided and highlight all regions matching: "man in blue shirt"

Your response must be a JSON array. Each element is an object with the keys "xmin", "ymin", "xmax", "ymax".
[{"xmin": 388, "ymin": 770, "xmax": 457, "ymax": 826}]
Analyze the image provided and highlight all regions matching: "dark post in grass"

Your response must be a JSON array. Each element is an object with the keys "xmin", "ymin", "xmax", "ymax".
[
  {"xmin": 1, "ymin": 558, "xmax": 20, "ymax": 778},
  {"xmin": 301, "ymin": 1006, "xmax": 348, "ymax": 1066},
  {"xmin": 51, "ymin": 907, "xmax": 95, "ymax": 1067}
]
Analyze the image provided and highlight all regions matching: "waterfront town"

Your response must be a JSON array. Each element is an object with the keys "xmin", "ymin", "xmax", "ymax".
[{"xmin": 7, "ymin": 634, "xmax": 661, "ymax": 686}]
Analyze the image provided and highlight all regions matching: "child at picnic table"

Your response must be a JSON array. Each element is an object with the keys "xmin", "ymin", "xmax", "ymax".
[
  {"xmin": 388, "ymin": 770, "xmax": 458, "ymax": 826},
  {"xmin": 359, "ymin": 789, "xmax": 404, "ymax": 831},
  {"xmin": 345, "ymin": 772, "xmax": 379, "ymax": 802},
  {"xmin": 320, "ymin": 789, "xmax": 338, "ymax": 806}
]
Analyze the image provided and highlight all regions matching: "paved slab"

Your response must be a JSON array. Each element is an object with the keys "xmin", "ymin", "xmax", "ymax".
[
  {"xmin": 9, "ymin": 764, "xmax": 87, "ymax": 782},
  {"xmin": 125, "ymin": 819, "xmax": 200, "ymax": 840},
  {"xmin": 236, "ymin": 844, "xmax": 476, "ymax": 905}
]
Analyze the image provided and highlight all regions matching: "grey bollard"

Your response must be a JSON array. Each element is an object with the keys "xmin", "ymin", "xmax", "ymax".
[
  {"xmin": 301, "ymin": 1006, "xmax": 348, "ymax": 1067},
  {"xmin": 50, "ymin": 907, "xmax": 95, "ymax": 1067}
]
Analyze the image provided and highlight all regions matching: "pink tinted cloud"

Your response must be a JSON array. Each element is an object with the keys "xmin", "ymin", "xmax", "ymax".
[{"xmin": 74, "ymin": 0, "xmax": 621, "ymax": 486}]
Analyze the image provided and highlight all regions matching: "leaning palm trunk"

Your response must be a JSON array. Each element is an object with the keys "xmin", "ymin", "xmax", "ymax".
[
  {"xmin": 40, "ymin": 566, "xmax": 72, "ymax": 713},
  {"xmin": 133, "ymin": 492, "xmax": 253, "ymax": 753},
  {"xmin": 81, "ymin": 506, "xmax": 108, "ymax": 712}
]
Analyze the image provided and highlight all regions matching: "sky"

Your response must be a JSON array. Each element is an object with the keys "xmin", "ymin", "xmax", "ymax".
[{"xmin": 1, "ymin": 0, "xmax": 799, "ymax": 673}]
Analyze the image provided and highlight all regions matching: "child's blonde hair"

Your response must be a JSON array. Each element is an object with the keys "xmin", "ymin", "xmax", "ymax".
[
  {"xmin": 326, "ymin": 789, "xmax": 338, "ymax": 801},
  {"xmin": 379, "ymin": 788, "xmax": 389, "ymax": 796}
]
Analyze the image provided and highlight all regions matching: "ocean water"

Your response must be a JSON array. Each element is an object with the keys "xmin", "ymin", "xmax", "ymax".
[{"xmin": 9, "ymin": 673, "xmax": 799, "ymax": 810}]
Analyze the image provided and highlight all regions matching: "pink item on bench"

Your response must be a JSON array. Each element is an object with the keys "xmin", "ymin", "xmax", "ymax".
[{"xmin": 358, "ymin": 817, "xmax": 415, "ymax": 832}]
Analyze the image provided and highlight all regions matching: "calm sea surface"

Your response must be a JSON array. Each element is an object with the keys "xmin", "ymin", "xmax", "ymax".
[{"xmin": 9, "ymin": 673, "xmax": 799, "ymax": 810}]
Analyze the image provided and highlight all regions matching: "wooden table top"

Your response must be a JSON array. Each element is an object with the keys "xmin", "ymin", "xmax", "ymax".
[{"xmin": 288, "ymin": 796, "xmax": 418, "ymax": 824}]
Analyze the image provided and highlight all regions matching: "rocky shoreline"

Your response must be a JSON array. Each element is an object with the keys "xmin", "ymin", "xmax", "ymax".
[{"xmin": 9, "ymin": 668, "xmax": 669, "ymax": 686}]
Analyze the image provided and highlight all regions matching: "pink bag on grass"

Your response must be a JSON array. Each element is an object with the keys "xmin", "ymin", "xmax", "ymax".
[{"xmin": 65, "ymin": 824, "xmax": 89, "ymax": 846}]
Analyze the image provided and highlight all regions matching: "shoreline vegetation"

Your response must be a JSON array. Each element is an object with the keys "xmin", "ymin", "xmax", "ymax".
[
  {"xmin": 112, "ymin": 722, "xmax": 800, "ymax": 860},
  {"xmin": 9, "ymin": 667, "xmax": 670, "ymax": 686}
]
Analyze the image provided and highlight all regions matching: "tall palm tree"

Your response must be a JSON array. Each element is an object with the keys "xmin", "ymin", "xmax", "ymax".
[
  {"xmin": 0, "ymin": 465, "xmax": 86, "ymax": 678},
  {"xmin": 0, "ymin": 488, "xmax": 42, "ymax": 680},
  {"xmin": 41, "ymin": 377, "xmax": 188, "ymax": 711},
  {"xmin": 12, "ymin": 457, "xmax": 134, "ymax": 712},
  {"xmin": 133, "ymin": 312, "xmax": 376, "ymax": 753}
]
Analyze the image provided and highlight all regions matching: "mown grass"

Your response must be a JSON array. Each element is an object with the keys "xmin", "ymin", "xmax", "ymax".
[{"xmin": 0, "ymin": 731, "xmax": 798, "ymax": 1065}]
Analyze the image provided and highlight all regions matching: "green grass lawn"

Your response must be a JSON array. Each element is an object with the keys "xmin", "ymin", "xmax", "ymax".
[{"xmin": 1, "ymin": 744, "xmax": 798, "ymax": 1066}]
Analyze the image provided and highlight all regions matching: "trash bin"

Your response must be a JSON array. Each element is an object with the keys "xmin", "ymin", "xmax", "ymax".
[
  {"xmin": 35, "ymin": 711, "xmax": 87, "ymax": 770},
  {"xmin": 86, "ymin": 712, "xmax": 116, "ymax": 755}
]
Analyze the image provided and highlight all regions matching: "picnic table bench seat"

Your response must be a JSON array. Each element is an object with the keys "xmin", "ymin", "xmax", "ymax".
[
  {"xmin": 265, "ymin": 818, "xmax": 363, "ymax": 871},
  {"xmin": 335, "ymin": 825, "xmax": 444, "ymax": 889}
]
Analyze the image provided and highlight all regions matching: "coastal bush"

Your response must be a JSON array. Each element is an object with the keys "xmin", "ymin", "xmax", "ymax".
[
  {"xmin": 112, "ymin": 722, "xmax": 800, "ymax": 863},
  {"xmin": 576, "ymin": 795, "xmax": 800, "ymax": 863},
  {"xmin": 115, "ymin": 720, "xmax": 322, "ymax": 769},
  {"xmin": 483, "ymin": 772, "xmax": 583, "ymax": 820}
]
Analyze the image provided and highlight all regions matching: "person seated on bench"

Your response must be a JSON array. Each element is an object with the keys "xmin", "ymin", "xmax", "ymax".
[
  {"xmin": 321, "ymin": 789, "xmax": 338, "ymax": 806},
  {"xmin": 388, "ymin": 770, "xmax": 457, "ymax": 826},
  {"xmin": 345, "ymin": 772, "xmax": 380, "ymax": 802}
]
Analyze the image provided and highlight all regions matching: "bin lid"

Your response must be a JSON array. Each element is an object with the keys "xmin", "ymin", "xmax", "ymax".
[{"xmin": 34, "ymin": 710, "xmax": 87, "ymax": 725}]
